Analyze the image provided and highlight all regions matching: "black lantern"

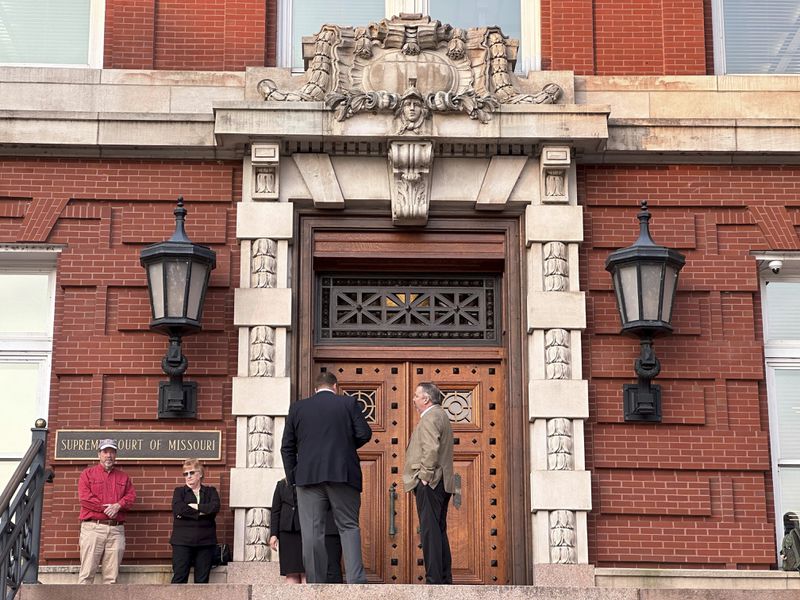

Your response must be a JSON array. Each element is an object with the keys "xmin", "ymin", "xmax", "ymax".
[
  {"xmin": 140, "ymin": 197, "xmax": 216, "ymax": 419},
  {"xmin": 605, "ymin": 201, "xmax": 685, "ymax": 422}
]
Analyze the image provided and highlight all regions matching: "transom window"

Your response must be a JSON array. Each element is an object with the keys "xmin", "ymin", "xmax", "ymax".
[
  {"xmin": 712, "ymin": 0, "xmax": 800, "ymax": 74},
  {"xmin": 0, "ymin": 0, "xmax": 105, "ymax": 67},
  {"xmin": 316, "ymin": 274, "xmax": 500, "ymax": 345},
  {"xmin": 280, "ymin": 0, "xmax": 533, "ymax": 72}
]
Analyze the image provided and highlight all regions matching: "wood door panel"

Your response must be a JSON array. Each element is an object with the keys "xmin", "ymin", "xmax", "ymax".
[
  {"xmin": 312, "ymin": 360, "xmax": 508, "ymax": 584},
  {"xmin": 410, "ymin": 453, "xmax": 484, "ymax": 584},
  {"xmin": 358, "ymin": 452, "xmax": 384, "ymax": 582}
]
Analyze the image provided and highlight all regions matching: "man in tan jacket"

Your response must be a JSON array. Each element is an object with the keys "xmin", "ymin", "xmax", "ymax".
[{"xmin": 403, "ymin": 382, "xmax": 455, "ymax": 584}]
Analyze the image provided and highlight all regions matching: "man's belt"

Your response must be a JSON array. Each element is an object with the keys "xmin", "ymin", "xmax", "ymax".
[{"xmin": 83, "ymin": 519, "xmax": 124, "ymax": 526}]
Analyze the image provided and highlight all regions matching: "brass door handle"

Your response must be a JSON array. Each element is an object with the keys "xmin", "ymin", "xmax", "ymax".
[{"xmin": 388, "ymin": 486, "xmax": 397, "ymax": 536}]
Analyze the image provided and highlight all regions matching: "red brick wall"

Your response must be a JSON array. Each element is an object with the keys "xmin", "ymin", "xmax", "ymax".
[
  {"xmin": 0, "ymin": 158, "xmax": 241, "ymax": 564},
  {"xmin": 580, "ymin": 163, "xmax": 797, "ymax": 568},
  {"xmin": 542, "ymin": 0, "xmax": 707, "ymax": 75},
  {"xmin": 104, "ymin": 0, "xmax": 271, "ymax": 70}
]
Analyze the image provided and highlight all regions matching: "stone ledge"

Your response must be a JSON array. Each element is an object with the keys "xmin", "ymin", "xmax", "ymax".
[
  {"xmin": 37, "ymin": 564, "xmax": 226, "ymax": 584},
  {"xmin": 595, "ymin": 568, "xmax": 800, "ymax": 590}
]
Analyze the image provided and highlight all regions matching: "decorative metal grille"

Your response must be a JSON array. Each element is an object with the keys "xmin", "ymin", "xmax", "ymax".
[
  {"xmin": 344, "ymin": 389, "xmax": 377, "ymax": 423},
  {"xmin": 442, "ymin": 389, "xmax": 473, "ymax": 423},
  {"xmin": 317, "ymin": 275, "xmax": 499, "ymax": 345}
]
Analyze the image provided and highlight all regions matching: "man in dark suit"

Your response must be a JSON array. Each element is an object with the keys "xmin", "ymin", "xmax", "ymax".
[
  {"xmin": 281, "ymin": 371, "xmax": 372, "ymax": 583},
  {"xmin": 402, "ymin": 382, "xmax": 455, "ymax": 584}
]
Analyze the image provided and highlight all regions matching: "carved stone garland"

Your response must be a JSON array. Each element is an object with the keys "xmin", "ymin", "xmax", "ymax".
[
  {"xmin": 247, "ymin": 415, "xmax": 274, "ymax": 468},
  {"xmin": 546, "ymin": 418, "xmax": 574, "ymax": 471},
  {"xmin": 249, "ymin": 326, "xmax": 275, "ymax": 377},
  {"xmin": 543, "ymin": 242, "xmax": 569, "ymax": 292},
  {"xmin": 251, "ymin": 238, "xmax": 278, "ymax": 289},
  {"xmin": 245, "ymin": 507, "xmax": 271, "ymax": 561},
  {"xmin": 545, "ymin": 329, "xmax": 571, "ymax": 380},
  {"xmin": 549, "ymin": 510, "xmax": 577, "ymax": 564}
]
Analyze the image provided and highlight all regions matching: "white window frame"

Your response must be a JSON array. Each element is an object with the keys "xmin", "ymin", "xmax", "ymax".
[
  {"xmin": 0, "ymin": 246, "xmax": 59, "ymax": 479},
  {"xmin": 758, "ymin": 253, "xmax": 800, "ymax": 560},
  {"xmin": 711, "ymin": 0, "xmax": 800, "ymax": 75},
  {"xmin": 0, "ymin": 0, "xmax": 105, "ymax": 68},
  {"xmin": 277, "ymin": 0, "xmax": 539, "ymax": 73}
]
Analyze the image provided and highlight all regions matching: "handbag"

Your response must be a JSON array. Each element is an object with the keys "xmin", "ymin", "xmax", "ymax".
[{"xmin": 212, "ymin": 543, "xmax": 232, "ymax": 567}]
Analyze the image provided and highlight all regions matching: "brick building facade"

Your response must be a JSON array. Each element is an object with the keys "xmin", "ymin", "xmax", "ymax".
[{"xmin": 1, "ymin": 0, "xmax": 798, "ymax": 585}]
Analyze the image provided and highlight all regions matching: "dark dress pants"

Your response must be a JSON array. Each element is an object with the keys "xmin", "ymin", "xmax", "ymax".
[
  {"xmin": 325, "ymin": 532, "xmax": 344, "ymax": 583},
  {"xmin": 414, "ymin": 481, "xmax": 453, "ymax": 584},
  {"xmin": 171, "ymin": 544, "xmax": 215, "ymax": 583}
]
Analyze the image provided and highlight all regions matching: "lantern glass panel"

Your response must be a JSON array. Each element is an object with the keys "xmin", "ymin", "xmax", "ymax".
[
  {"xmin": 187, "ymin": 261, "xmax": 209, "ymax": 321},
  {"xmin": 165, "ymin": 259, "xmax": 189, "ymax": 318},
  {"xmin": 619, "ymin": 264, "xmax": 639, "ymax": 322},
  {"xmin": 148, "ymin": 262, "xmax": 165, "ymax": 319},
  {"xmin": 662, "ymin": 265, "xmax": 679, "ymax": 322},
  {"xmin": 613, "ymin": 271, "xmax": 627, "ymax": 324},
  {"xmin": 640, "ymin": 262, "xmax": 664, "ymax": 321}
]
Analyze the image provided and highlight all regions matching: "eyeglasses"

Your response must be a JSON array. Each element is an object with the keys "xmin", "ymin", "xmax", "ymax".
[{"xmin": 183, "ymin": 470, "xmax": 198, "ymax": 477}]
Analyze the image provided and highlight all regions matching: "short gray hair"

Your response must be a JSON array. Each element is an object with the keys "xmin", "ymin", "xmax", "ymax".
[{"xmin": 417, "ymin": 382, "xmax": 442, "ymax": 405}]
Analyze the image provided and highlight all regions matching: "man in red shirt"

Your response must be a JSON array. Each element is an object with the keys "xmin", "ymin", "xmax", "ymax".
[{"xmin": 77, "ymin": 439, "xmax": 136, "ymax": 583}]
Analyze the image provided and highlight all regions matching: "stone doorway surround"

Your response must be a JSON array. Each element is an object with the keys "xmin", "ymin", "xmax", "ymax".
[{"xmin": 218, "ymin": 14, "xmax": 609, "ymax": 583}]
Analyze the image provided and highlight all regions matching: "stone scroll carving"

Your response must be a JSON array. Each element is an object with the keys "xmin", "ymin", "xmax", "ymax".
[
  {"xmin": 388, "ymin": 141, "xmax": 433, "ymax": 225},
  {"xmin": 547, "ymin": 418, "xmax": 574, "ymax": 470},
  {"xmin": 247, "ymin": 415, "xmax": 274, "ymax": 468},
  {"xmin": 251, "ymin": 239, "xmax": 278, "ymax": 288},
  {"xmin": 545, "ymin": 329, "xmax": 571, "ymax": 380},
  {"xmin": 549, "ymin": 510, "xmax": 577, "ymax": 564},
  {"xmin": 249, "ymin": 326, "xmax": 276, "ymax": 377},
  {"xmin": 245, "ymin": 507, "xmax": 271, "ymax": 561},
  {"xmin": 258, "ymin": 14, "xmax": 562, "ymax": 129},
  {"xmin": 543, "ymin": 242, "xmax": 568, "ymax": 291}
]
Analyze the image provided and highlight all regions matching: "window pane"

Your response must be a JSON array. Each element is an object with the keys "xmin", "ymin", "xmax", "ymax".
[
  {"xmin": 775, "ymin": 369, "xmax": 800, "ymax": 462},
  {"xmin": 430, "ymin": 0, "xmax": 521, "ymax": 47},
  {"xmin": 0, "ymin": 0, "xmax": 91, "ymax": 65},
  {"xmin": 779, "ymin": 467, "xmax": 800, "ymax": 526},
  {"xmin": 765, "ymin": 282, "xmax": 800, "ymax": 341},
  {"xmin": 165, "ymin": 260, "xmax": 189, "ymax": 318},
  {"xmin": 0, "ymin": 361, "xmax": 40, "ymax": 454},
  {"xmin": 0, "ymin": 460, "xmax": 21, "ymax": 496},
  {"xmin": 292, "ymin": 1, "xmax": 384, "ymax": 69},
  {"xmin": 722, "ymin": 0, "xmax": 800, "ymax": 74},
  {"xmin": 0, "ymin": 273, "xmax": 51, "ymax": 334},
  {"xmin": 619, "ymin": 265, "xmax": 639, "ymax": 322},
  {"xmin": 640, "ymin": 263, "xmax": 663, "ymax": 321}
]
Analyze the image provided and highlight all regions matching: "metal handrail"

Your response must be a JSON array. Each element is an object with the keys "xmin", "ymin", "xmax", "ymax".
[
  {"xmin": 0, "ymin": 440, "xmax": 43, "ymax": 514},
  {"xmin": 0, "ymin": 422, "xmax": 52, "ymax": 600}
]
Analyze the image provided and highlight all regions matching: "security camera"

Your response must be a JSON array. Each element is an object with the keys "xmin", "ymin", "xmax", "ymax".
[{"xmin": 769, "ymin": 260, "xmax": 783, "ymax": 274}]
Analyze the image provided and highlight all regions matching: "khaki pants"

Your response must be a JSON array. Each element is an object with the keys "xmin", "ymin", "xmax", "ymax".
[{"xmin": 78, "ymin": 521, "xmax": 126, "ymax": 584}]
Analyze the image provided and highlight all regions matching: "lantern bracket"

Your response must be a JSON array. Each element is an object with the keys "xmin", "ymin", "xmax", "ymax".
[{"xmin": 623, "ymin": 336, "xmax": 662, "ymax": 422}]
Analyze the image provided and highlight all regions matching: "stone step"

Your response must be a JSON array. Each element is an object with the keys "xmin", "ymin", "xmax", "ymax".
[{"xmin": 16, "ymin": 583, "xmax": 800, "ymax": 600}]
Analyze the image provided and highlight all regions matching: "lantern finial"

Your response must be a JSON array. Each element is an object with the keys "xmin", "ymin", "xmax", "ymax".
[{"xmin": 169, "ymin": 196, "xmax": 191, "ymax": 243}]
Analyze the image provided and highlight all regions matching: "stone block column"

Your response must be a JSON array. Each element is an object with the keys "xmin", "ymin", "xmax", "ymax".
[
  {"xmin": 230, "ymin": 142, "xmax": 294, "ymax": 562},
  {"xmin": 525, "ymin": 146, "xmax": 593, "ymax": 585}
]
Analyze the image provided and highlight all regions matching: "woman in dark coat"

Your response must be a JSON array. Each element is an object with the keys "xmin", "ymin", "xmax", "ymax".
[
  {"xmin": 269, "ymin": 477, "xmax": 305, "ymax": 583},
  {"xmin": 170, "ymin": 459, "xmax": 220, "ymax": 583},
  {"xmin": 269, "ymin": 478, "xmax": 344, "ymax": 584}
]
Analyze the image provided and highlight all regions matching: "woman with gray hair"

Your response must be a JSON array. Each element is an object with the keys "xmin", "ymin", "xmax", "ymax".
[{"xmin": 170, "ymin": 458, "xmax": 220, "ymax": 583}]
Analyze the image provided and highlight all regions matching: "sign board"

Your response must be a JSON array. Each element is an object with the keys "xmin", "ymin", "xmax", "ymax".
[{"xmin": 54, "ymin": 430, "xmax": 222, "ymax": 461}]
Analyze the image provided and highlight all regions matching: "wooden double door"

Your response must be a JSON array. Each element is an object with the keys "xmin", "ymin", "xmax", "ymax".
[{"xmin": 315, "ymin": 359, "xmax": 509, "ymax": 584}]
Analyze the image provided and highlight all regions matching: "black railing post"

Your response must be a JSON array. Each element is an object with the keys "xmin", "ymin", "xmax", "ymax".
[
  {"xmin": 0, "ymin": 419, "xmax": 51, "ymax": 600},
  {"xmin": 22, "ymin": 422, "xmax": 48, "ymax": 585}
]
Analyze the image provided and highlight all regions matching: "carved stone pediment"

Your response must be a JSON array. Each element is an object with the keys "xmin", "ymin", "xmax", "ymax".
[{"xmin": 258, "ymin": 14, "xmax": 563, "ymax": 131}]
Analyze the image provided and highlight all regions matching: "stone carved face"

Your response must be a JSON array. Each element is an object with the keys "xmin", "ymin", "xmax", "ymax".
[
  {"xmin": 395, "ymin": 89, "xmax": 430, "ymax": 134},
  {"xmin": 403, "ymin": 98, "xmax": 423, "ymax": 122}
]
